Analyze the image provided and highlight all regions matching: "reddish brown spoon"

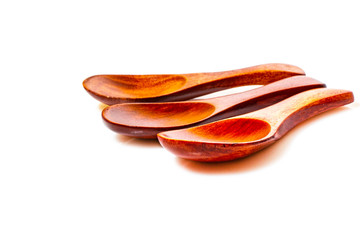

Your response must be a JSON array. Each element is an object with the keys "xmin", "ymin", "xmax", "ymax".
[
  {"xmin": 158, "ymin": 88, "xmax": 354, "ymax": 162},
  {"xmin": 102, "ymin": 76, "xmax": 325, "ymax": 138},
  {"xmin": 83, "ymin": 63, "xmax": 304, "ymax": 105}
]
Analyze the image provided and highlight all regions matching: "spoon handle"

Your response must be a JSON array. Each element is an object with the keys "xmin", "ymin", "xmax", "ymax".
[
  {"xmin": 247, "ymin": 88, "xmax": 354, "ymax": 139},
  {"xmin": 206, "ymin": 76, "xmax": 325, "ymax": 111},
  {"xmin": 185, "ymin": 63, "xmax": 304, "ymax": 86}
]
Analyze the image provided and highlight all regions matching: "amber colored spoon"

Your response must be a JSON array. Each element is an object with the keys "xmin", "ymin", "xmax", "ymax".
[
  {"xmin": 83, "ymin": 63, "xmax": 304, "ymax": 105},
  {"xmin": 158, "ymin": 88, "xmax": 354, "ymax": 162},
  {"xmin": 102, "ymin": 76, "xmax": 325, "ymax": 138}
]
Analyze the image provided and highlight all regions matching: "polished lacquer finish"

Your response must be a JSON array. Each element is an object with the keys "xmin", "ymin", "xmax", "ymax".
[
  {"xmin": 102, "ymin": 76, "xmax": 325, "ymax": 138},
  {"xmin": 158, "ymin": 88, "xmax": 354, "ymax": 162},
  {"xmin": 83, "ymin": 63, "xmax": 305, "ymax": 105}
]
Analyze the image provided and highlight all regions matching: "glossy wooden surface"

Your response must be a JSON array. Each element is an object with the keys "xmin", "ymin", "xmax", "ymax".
[
  {"xmin": 158, "ymin": 88, "xmax": 354, "ymax": 162},
  {"xmin": 102, "ymin": 76, "xmax": 325, "ymax": 138},
  {"xmin": 83, "ymin": 63, "xmax": 305, "ymax": 105}
]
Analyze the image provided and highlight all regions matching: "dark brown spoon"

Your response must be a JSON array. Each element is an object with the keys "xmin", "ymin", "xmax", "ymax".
[
  {"xmin": 83, "ymin": 63, "xmax": 304, "ymax": 105},
  {"xmin": 102, "ymin": 76, "xmax": 325, "ymax": 138},
  {"xmin": 158, "ymin": 88, "xmax": 354, "ymax": 162}
]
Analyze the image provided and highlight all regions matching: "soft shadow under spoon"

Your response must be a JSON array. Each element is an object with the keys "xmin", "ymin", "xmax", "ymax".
[
  {"xmin": 102, "ymin": 76, "xmax": 325, "ymax": 138},
  {"xmin": 83, "ymin": 63, "xmax": 304, "ymax": 105},
  {"xmin": 157, "ymin": 88, "xmax": 354, "ymax": 162}
]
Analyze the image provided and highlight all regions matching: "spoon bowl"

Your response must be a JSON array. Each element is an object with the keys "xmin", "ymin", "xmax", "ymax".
[
  {"xmin": 158, "ymin": 88, "xmax": 354, "ymax": 162},
  {"xmin": 83, "ymin": 63, "xmax": 305, "ymax": 105},
  {"xmin": 165, "ymin": 118, "xmax": 272, "ymax": 143},
  {"xmin": 104, "ymin": 102, "xmax": 216, "ymax": 128},
  {"xmin": 102, "ymin": 76, "xmax": 325, "ymax": 138},
  {"xmin": 84, "ymin": 75, "xmax": 187, "ymax": 99}
]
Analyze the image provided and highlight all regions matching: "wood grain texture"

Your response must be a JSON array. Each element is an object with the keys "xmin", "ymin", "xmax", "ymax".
[
  {"xmin": 83, "ymin": 63, "xmax": 305, "ymax": 105},
  {"xmin": 158, "ymin": 88, "xmax": 354, "ymax": 162},
  {"xmin": 102, "ymin": 76, "xmax": 325, "ymax": 138}
]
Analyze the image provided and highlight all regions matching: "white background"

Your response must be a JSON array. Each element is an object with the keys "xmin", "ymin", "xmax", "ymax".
[{"xmin": 1, "ymin": 0, "xmax": 360, "ymax": 239}]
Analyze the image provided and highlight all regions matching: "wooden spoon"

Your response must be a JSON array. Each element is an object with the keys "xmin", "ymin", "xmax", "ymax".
[
  {"xmin": 102, "ymin": 76, "xmax": 325, "ymax": 138},
  {"xmin": 83, "ymin": 63, "xmax": 304, "ymax": 105},
  {"xmin": 157, "ymin": 88, "xmax": 354, "ymax": 162}
]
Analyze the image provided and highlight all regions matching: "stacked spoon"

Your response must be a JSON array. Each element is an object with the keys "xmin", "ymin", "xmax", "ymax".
[{"xmin": 83, "ymin": 63, "xmax": 354, "ymax": 162}]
